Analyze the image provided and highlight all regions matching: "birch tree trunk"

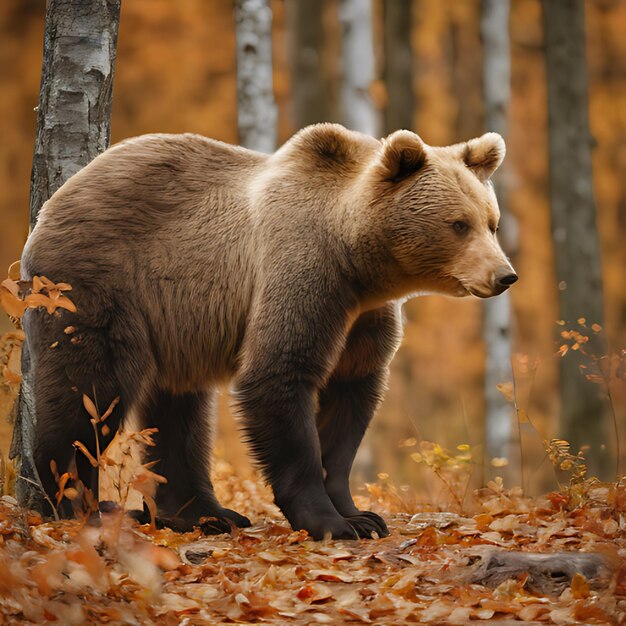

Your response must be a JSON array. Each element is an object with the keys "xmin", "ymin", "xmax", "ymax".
[
  {"xmin": 286, "ymin": 0, "xmax": 329, "ymax": 128},
  {"xmin": 338, "ymin": 0, "xmax": 378, "ymax": 481},
  {"xmin": 235, "ymin": 0, "xmax": 277, "ymax": 153},
  {"xmin": 339, "ymin": 0, "xmax": 378, "ymax": 137},
  {"xmin": 481, "ymin": 0, "xmax": 517, "ymax": 467},
  {"xmin": 542, "ymin": 0, "xmax": 607, "ymax": 476},
  {"xmin": 383, "ymin": 0, "xmax": 413, "ymax": 133},
  {"xmin": 12, "ymin": 0, "xmax": 121, "ymax": 511}
]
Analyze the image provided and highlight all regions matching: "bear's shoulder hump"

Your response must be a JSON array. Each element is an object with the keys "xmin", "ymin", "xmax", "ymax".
[{"xmin": 289, "ymin": 124, "xmax": 379, "ymax": 167}]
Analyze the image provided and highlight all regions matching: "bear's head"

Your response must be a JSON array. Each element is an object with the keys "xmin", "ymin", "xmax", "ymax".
[{"xmin": 371, "ymin": 129, "xmax": 516, "ymax": 299}]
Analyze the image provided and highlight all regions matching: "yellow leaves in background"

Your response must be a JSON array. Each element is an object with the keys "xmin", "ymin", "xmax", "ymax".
[{"xmin": 544, "ymin": 438, "xmax": 588, "ymax": 486}]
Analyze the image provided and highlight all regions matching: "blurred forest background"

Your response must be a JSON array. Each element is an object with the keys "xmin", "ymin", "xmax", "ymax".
[{"xmin": 0, "ymin": 0, "xmax": 625, "ymax": 498}]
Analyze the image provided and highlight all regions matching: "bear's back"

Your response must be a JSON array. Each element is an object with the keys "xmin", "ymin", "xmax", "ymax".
[{"xmin": 23, "ymin": 134, "xmax": 265, "ymax": 280}]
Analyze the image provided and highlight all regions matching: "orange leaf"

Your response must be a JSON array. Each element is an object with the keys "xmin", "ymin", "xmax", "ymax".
[
  {"xmin": 63, "ymin": 487, "xmax": 79, "ymax": 501},
  {"xmin": 573, "ymin": 602, "xmax": 611, "ymax": 622},
  {"xmin": 310, "ymin": 569, "xmax": 354, "ymax": 583},
  {"xmin": 0, "ymin": 286, "xmax": 26, "ymax": 318},
  {"xmin": 100, "ymin": 396, "xmax": 120, "ymax": 423},
  {"xmin": 24, "ymin": 292, "xmax": 54, "ymax": 313},
  {"xmin": 53, "ymin": 295, "xmax": 77, "ymax": 313},
  {"xmin": 1, "ymin": 277, "xmax": 20, "ymax": 297},
  {"xmin": 570, "ymin": 572, "xmax": 590, "ymax": 599},
  {"xmin": 32, "ymin": 276, "xmax": 43, "ymax": 293},
  {"xmin": 56, "ymin": 471, "xmax": 72, "ymax": 505},
  {"xmin": 73, "ymin": 440, "xmax": 98, "ymax": 467},
  {"xmin": 495, "ymin": 382, "xmax": 514, "ymax": 402},
  {"xmin": 82, "ymin": 395, "xmax": 99, "ymax": 421}
]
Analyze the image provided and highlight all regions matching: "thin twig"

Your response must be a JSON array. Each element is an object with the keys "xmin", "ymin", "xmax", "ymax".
[{"xmin": 17, "ymin": 475, "xmax": 59, "ymax": 521}]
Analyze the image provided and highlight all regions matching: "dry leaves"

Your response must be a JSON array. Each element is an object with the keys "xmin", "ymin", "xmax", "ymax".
[
  {"xmin": 0, "ymin": 268, "xmax": 76, "ymax": 321},
  {"xmin": 0, "ymin": 466, "xmax": 623, "ymax": 624}
]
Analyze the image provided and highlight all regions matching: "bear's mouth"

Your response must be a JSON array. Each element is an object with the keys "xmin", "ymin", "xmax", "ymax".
[
  {"xmin": 451, "ymin": 279, "xmax": 472, "ymax": 297},
  {"xmin": 453, "ymin": 279, "xmax": 493, "ymax": 299}
]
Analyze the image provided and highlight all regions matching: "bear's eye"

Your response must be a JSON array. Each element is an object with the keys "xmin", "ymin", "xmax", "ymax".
[{"xmin": 452, "ymin": 220, "xmax": 469, "ymax": 235}]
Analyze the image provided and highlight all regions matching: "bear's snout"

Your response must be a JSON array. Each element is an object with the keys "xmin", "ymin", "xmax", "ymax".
[{"xmin": 493, "ymin": 268, "xmax": 518, "ymax": 294}]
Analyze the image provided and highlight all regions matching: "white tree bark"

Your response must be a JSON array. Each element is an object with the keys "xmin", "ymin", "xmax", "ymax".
[
  {"xmin": 29, "ymin": 0, "xmax": 121, "ymax": 225},
  {"xmin": 339, "ymin": 0, "xmax": 378, "ymax": 481},
  {"xmin": 13, "ymin": 0, "xmax": 120, "ymax": 511},
  {"xmin": 235, "ymin": 0, "xmax": 277, "ymax": 153},
  {"xmin": 339, "ymin": 0, "xmax": 378, "ymax": 137},
  {"xmin": 481, "ymin": 0, "xmax": 516, "ymax": 463}
]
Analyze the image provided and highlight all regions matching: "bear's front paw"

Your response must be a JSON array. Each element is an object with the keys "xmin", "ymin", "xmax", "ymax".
[
  {"xmin": 297, "ymin": 514, "xmax": 360, "ymax": 541},
  {"xmin": 344, "ymin": 510, "xmax": 389, "ymax": 538},
  {"xmin": 199, "ymin": 507, "xmax": 252, "ymax": 534}
]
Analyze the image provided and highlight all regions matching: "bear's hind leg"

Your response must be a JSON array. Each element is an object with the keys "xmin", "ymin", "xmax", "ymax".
[
  {"xmin": 317, "ymin": 304, "xmax": 403, "ymax": 538},
  {"xmin": 29, "ymin": 332, "xmax": 124, "ymax": 518},
  {"xmin": 141, "ymin": 389, "xmax": 250, "ymax": 533}
]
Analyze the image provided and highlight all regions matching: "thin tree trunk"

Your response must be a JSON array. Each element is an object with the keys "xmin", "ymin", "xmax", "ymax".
[
  {"xmin": 542, "ymin": 0, "xmax": 607, "ymax": 477},
  {"xmin": 338, "ymin": 0, "xmax": 378, "ymax": 137},
  {"xmin": 383, "ymin": 0, "xmax": 413, "ymax": 133},
  {"xmin": 12, "ymin": 0, "xmax": 120, "ymax": 511},
  {"xmin": 286, "ymin": 0, "xmax": 329, "ymax": 128},
  {"xmin": 338, "ymin": 0, "xmax": 377, "ymax": 482},
  {"xmin": 235, "ymin": 0, "xmax": 277, "ymax": 153},
  {"xmin": 481, "ymin": 0, "xmax": 517, "ymax": 468}
]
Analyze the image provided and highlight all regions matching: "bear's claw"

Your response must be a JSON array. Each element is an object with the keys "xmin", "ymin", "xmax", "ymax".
[
  {"xmin": 344, "ymin": 511, "xmax": 389, "ymax": 538},
  {"xmin": 128, "ymin": 507, "xmax": 251, "ymax": 534}
]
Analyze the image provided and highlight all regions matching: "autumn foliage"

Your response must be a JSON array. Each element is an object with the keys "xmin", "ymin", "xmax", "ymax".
[{"xmin": 0, "ymin": 462, "xmax": 624, "ymax": 623}]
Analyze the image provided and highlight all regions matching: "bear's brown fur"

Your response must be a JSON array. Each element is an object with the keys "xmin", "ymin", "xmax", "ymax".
[{"xmin": 21, "ymin": 124, "xmax": 516, "ymax": 539}]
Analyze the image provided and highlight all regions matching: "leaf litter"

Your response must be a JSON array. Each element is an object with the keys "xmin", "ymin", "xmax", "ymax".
[{"xmin": 0, "ymin": 462, "xmax": 623, "ymax": 625}]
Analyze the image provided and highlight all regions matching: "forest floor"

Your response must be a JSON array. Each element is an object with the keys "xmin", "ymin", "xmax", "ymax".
[{"xmin": 0, "ymin": 458, "xmax": 624, "ymax": 626}]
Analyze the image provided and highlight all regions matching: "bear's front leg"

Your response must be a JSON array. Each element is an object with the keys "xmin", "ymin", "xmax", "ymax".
[
  {"xmin": 234, "ymin": 283, "xmax": 366, "ymax": 540},
  {"xmin": 237, "ymin": 375, "xmax": 359, "ymax": 540},
  {"xmin": 317, "ymin": 304, "xmax": 403, "ymax": 538}
]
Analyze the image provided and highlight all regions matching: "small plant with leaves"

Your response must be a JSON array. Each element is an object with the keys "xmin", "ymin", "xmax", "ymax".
[
  {"xmin": 74, "ymin": 392, "xmax": 166, "ymax": 529},
  {"xmin": 408, "ymin": 440, "xmax": 474, "ymax": 511},
  {"xmin": 544, "ymin": 438, "xmax": 588, "ymax": 486}
]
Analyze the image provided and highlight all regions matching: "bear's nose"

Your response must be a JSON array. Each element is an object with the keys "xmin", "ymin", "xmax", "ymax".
[{"xmin": 495, "ymin": 272, "xmax": 518, "ymax": 288}]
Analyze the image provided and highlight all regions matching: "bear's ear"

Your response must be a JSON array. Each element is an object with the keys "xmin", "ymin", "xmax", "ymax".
[
  {"xmin": 378, "ymin": 130, "xmax": 427, "ymax": 182},
  {"xmin": 463, "ymin": 132, "xmax": 505, "ymax": 182}
]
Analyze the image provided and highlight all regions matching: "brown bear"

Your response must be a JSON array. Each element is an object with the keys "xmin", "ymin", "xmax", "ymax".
[{"xmin": 21, "ymin": 124, "xmax": 516, "ymax": 540}]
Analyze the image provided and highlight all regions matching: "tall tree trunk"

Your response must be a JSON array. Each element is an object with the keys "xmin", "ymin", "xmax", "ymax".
[
  {"xmin": 29, "ymin": 0, "xmax": 121, "ymax": 226},
  {"xmin": 12, "ymin": 0, "xmax": 121, "ymax": 511},
  {"xmin": 383, "ymin": 0, "xmax": 413, "ymax": 134},
  {"xmin": 286, "ymin": 0, "xmax": 329, "ymax": 128},
  {"xmin": 542, "ymin": 0, "xmax": 608, "ymax": 477},
  {"xmin": 338, "ymin": 0, "xmax": 378, "ymax": 137},
  {"xmin": 235, "ymin": 0, "xmax": 277, "ymax": 153},
  {"xmin": 481, "ymin": 0, "xmax": 517, "ymax": 470},
  {"xmin": 338, "ymin": 0, "xmax": 378, "ymax": 482}
]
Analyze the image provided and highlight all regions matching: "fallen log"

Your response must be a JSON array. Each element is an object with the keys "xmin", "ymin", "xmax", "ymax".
[{"xmin": 468, "ymin": 548, "xmax": 611, "ymax": 595}]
